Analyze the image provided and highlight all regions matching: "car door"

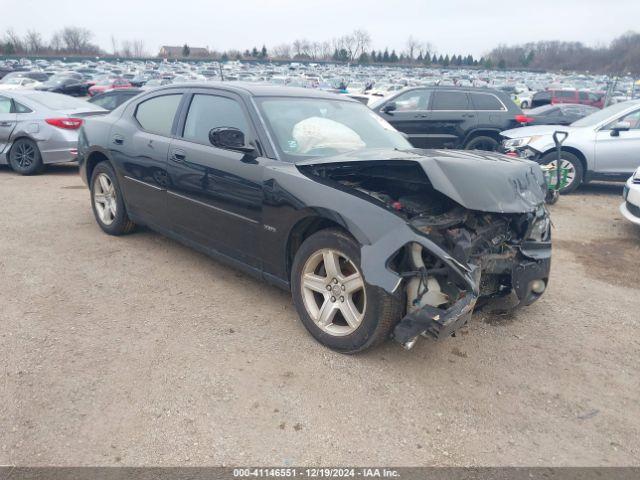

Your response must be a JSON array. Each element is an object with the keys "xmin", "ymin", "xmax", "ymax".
[
  {"xmin": 109, "ymin": 90, "xmax": 184, "ymax": 226},
  {"xmin": 375, "ymin": 89, "xmax": 432, "ymax": 148},
  {"xmin": 0, "ymin": 95, "xmax": 17, "ymax": 155},
  {"xmin": 594, "ymin": 107, "xmax": 640, "ymax": 174},
  {"xmin": 422, "ymin": 90, "xmax": 476, "ymax": 149},
  {"xmin": 166, "ymin": 89, "xmax": 263, "ymax": 268}
]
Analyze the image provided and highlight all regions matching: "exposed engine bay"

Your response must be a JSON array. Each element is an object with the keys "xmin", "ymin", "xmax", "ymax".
[{"xmin": 301, "ymin": 160, "xmax": 552, "ymax": 348}]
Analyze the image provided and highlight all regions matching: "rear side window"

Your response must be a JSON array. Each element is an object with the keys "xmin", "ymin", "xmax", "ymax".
[
  {"xmin": 14, "ymin": 101, "xmax": 32, "ymax": 113},
  {"xmin": 183, "ymin": 94, "xmax": 249, "ymax": 145},
  {"xmin": 0, "ymin": 96, "xmax": 11, "ymax": 113},
  {"xmin": 91, "ymin": 94, "xmax": 119, "ymax": 111},
  {"xmin": 431, "ymin": 91, "xmax": 470, "ymax": 111},
  {"xmin": 135, "ymin": 94, "xmax": 182, "ymax": 136},
  {"xmin": 578, "ymin": 92, "xmax": 589, "ymax": 101},
  {"xmin": 557, "ymin": 91, "xmax": 575, "ymax": 99},
  {"xmin": 470, "ymin": 93, "xmax": 505, "ymax": 111}
]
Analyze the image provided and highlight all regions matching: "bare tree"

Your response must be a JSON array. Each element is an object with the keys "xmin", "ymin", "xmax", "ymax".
[
  {"xmin": 353, "ymin": 29, "xmax": 371, "ymax": 59},
  {"xmin": 25, "ymin": 31, "xmax": 44, "ymax": 53},
  {"xmin": 405, "ymin": 35, "xmax": 420, "ymax": 61},
  {"xmin": 4, "ymin": 29, "xmax": 24, "ymax": 53},
  {"xmin": 319, "ymin": 41, "xmax": 332, "ymax": 60},
  {"xmin": 60, "ymin": 26, "xmax": 92, "ymax": 53},
  {"xmin": 120, "ymin": 40, "xmax": 132, "ymax": 58},
  {"xmin": 132, "ymin": 40, "xmax": 146, "ymax": 57},
  {"xmin": 111, "ymin": 35, "xmax": 119, "ymax": 56},
  {"xmin": 272, "ymin": 43, "xmax": 292, "ymax": 59},
  {"xmin": 50, "ymin": 32, "xmax": 63, "ymax": 52}
]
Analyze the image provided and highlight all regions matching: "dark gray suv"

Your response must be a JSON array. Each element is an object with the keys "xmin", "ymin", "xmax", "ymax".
[{"xmin": 370, "ymin": 86, "xmax": 523, "ymax": 151}]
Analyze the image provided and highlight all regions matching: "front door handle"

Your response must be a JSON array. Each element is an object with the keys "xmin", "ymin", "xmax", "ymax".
[
  {"xmin": 172, "ymin": 149, "xmax": 186, "ymax": 161},
  {"xmin": 414, "ymin": 114, "xmax": 429, "ymax": 119},
  {"xmin": 112, "ymin": 134, "xmax": 124, "ymax": 145}
]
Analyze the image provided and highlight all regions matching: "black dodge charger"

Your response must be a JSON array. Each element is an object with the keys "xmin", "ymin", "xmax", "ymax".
[{"xmin": 78, "ymin": 84, "xmax": 551, "ymax": 353}]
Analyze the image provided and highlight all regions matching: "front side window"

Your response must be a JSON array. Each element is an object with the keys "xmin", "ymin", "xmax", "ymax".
[
  {"xmin": 606, "ymin": 109, "xmax": 640, "ymax": 130},
  {"xmin": 431, "ymin": 91, "xmax": 470, "ymax": 111},
  {"xmin": 391, "ymin": 90, "xmax": 431, "ymax": 111},
  {"xmin": 183, "ymin": 94, "xmax": 249, "ymax": 145},
  {"xmin": 134, "ymin": 94, "xmax": 182, "ymax": 136},
  {"xmin": 470, "ymin": 93, "xmax": 504, "ymax": 111},
  {"xmin": 256, "ymin": 97, "xmax": 411, "ymax": 162}
]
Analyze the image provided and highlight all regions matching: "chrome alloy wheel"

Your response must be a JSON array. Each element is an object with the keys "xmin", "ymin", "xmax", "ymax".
[
  {"xmin": 546, "ymin": 158, "xmax": 577, "ymax": 189},
  {"xmin": 300, "ymin": 248, "xmax": 366, "ymax": 336},
  {"xmin": 93, "ymin": 173, "xmax": 117, "ymax": 225}
]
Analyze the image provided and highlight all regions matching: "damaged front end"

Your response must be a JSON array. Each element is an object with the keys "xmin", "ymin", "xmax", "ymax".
[{"xmin": 299, "ymin": 152, "xmax": 551, "ymax": 349}]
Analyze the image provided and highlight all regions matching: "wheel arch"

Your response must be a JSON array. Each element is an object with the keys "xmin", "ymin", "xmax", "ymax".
[
  {"xmin": 85, "ymin": 149, "xmax": 112, "ymax": 184},
  {"xmin": 285, "ymin": 212, "xmax": 368, "ymax": 281},
  {"xmin": 540, "ymin": 146, "xmax": 588, "ymax": 176},
  {"xmin": 463, "ymin": 128, "xmax": 502, "ymax": 146}
]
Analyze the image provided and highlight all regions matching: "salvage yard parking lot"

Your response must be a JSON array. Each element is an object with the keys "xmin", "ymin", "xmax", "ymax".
[{"xmin": 0, "ymin": 164, "xmax": 639, "ymax": 466}]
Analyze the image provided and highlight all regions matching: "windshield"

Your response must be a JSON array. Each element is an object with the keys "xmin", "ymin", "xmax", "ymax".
[
  {"xmin": 571, "ymin": 102, "xmax": 636, "ymax": 127},
  {"xmin": 257, "ymin": 97, "xmax": 410, "ymax": 162}
]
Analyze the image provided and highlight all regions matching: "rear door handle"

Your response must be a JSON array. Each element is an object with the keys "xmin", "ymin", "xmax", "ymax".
[
  {"xmin": 112, "ymin": 134, "xmax": 124, "ymax": 145},
  {"xmin": 172, "ymin": 149, "xmax": 186, "ymax": 161},
  {"xmin": 0, "ymin": 121, "xmax": 13, "ymax": 127},
  {"xmin": 414, "ymin": 114, "xmax": 429, "ymax": 119}
]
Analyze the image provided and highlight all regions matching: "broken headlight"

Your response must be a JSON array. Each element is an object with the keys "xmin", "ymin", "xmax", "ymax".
[{"xmin": 527, "ymin": 215, "xmax": 551, "ymax": 242}]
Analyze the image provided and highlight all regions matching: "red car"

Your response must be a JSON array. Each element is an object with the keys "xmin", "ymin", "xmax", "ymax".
[
  {"xmin": 531, "ymin": 89, "xmax": 604, "ymax": 109},
  {"xmin": 88, "ymin": 78, "xmax": 133, "ymax": 97}
]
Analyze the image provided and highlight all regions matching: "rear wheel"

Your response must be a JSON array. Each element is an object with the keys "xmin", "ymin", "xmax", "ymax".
[
  {"xmin": 291, "ymin": 228, "xmax": 402, "ymax": 353},
  {"xmin": 521, "ymin": 101, "xmax": 529, "ymax": 109},
  {"xmin": 90, "ymin": 162, "xmax": 136, "ymax": 235},
  {"xmin": 464, "ymin": 135, "xmax": 500, "ymax": 152},
  {"xmin": 540, "ymin": 150, "xmax": 583, "ymax": 194},
  {"xmin": 8, "ymin": 138, "xmax": 43, "ymax": 175}
]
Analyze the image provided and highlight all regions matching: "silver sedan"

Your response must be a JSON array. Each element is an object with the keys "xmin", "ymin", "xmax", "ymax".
[{"xmin": 0, "ymin": 90, "xmax": 105, "ymax": 175}]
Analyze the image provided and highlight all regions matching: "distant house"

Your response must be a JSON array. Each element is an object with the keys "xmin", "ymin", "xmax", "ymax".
[{"xmin": 158, "ymin": 46, "xmax": 209, "ymax": 58}]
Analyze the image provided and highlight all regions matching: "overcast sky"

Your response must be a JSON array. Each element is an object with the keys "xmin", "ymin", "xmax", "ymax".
[{"xmin": 2, "ymin": 0, "xmax": 639, "ymax": 57}]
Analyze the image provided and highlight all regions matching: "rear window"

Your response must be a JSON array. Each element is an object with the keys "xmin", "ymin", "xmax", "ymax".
[
  {"xmin": 470, "ymin": 93, "xmax": 505, "ymax": 111},
  {"xmin": 431, "ymin": 91, "xmax": 470, "ymax": 111},
  {"xmin": 134, "ymin": 94, "xmax": 182, "ymax": 136},
  {"xmin": 21, "ymin": 91, "xmax": 93, "ymax": 111}
]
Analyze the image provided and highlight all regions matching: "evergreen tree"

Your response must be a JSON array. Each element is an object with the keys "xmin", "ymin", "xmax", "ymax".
[
  {"xmin": 390, "ymin": 50, "xmax": 398, "ymax": 62},
  {"xmin": 382, "ymin": 48, "xmax": 390, "ymax": 62},
  {"xmin": 442, "ymin": 54, "xmax": 450, "ymax": 66},
  {"xmin": 251, "ymin": 47, "xmax": 259, "ymax": 57},
  {"xmin": 260, "ymin": 45, "xmax": 268, "ymax": 59},
  {"xmin": 358, "ymin": 52, "xmax": 370, "ymax": 64}
]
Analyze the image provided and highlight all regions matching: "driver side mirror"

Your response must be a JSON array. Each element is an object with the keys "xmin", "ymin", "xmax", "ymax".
[
  {"xmin": 610, "ymin": 121, "xmax": 631, "ymax": 137},
  {"xmin": 209, "ymin": 127, "xmax": 256, "ymax": 154},
  {"xmin": 382, "ymin": 102, "xmax": 397, "ymax": 114}
]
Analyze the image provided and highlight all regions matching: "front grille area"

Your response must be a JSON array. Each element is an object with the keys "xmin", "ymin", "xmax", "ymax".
[{"xmin": 627, "ymin": 201, "xmax": 640, "ymax": 218}]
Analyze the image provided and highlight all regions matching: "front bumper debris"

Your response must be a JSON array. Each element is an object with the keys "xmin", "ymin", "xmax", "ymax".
[
  {"xmin": 393, "ymin": 251, "xmax": 551, "ymax": 347},
  {"xmin": 394, "ymin": 294, "xmax": 477, "ymax": 346}
]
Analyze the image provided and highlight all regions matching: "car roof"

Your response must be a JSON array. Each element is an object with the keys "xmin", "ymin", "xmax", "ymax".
[{"xmin": 148, "ymin": 82, "xmax": 358, "ymax": 101}]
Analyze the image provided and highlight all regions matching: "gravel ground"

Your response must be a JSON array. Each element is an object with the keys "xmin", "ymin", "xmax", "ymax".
[{"xmin": 1, "ymin": 164, "xmax": 639, "ymax": 466}]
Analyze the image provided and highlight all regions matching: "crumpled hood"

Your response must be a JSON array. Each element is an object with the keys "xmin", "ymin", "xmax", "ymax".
[{"xmin": 297, "ymin": 148, "xmax": 546, "ymax": 214}]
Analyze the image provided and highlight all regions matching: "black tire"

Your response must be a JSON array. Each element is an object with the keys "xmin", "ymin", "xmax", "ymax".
[
  {"xmin": 540, "ymin": 150, "xmax": 584, "ymax": 194},
  {"xmin": 8, "ymin": 138, "xmax": 44, "ymax": 175},
  {"xmin": 464, "ymin": 135, "xmax": 500, "ymax": 152},
  {"xmin": 291, "ymin": 228, "xmax": 402, "ymax": 353},
  {"xmin": 90, "ymin": 161, "xmax": 136, "ymax": 235},
  {"xmin": 521, "ymin": 101, "xmax": 529, "ymax": 109}
]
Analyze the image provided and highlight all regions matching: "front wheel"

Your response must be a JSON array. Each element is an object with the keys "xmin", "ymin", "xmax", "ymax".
[
  {"xmin": 90, "ymin": 162, "xmax": 136, "ymax": 235},
  {"xmin": 291, "ymin": 228, "xmax": 402, "ymax": 353},
  {"xmin": 540, "ymin": 150, "xmax": 583, "ymax": 194}
]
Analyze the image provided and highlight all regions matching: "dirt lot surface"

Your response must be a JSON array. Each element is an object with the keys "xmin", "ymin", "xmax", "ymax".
[{"xmin": 1, "ymin": 164, "xmax": 639, "ymax": 466}]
